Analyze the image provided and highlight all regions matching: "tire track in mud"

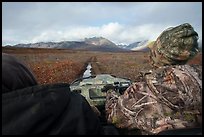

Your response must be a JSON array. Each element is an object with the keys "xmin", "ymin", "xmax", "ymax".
[
  {"xmin": 89, "ymin": 56, "xmax": 102, "ymax": 75},
  {"xmin": 80, "ymin": 56, "xmax": 102, "ymax": 77}
]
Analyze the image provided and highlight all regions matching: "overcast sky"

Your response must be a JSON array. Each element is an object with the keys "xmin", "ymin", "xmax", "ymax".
[{"xmin": 2, "ymin": 2, "xmax": 202, "ymax": 46}]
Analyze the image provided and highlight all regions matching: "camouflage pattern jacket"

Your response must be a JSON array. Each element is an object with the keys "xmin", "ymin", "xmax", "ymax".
[{"xmin": 105, "ymin": 64, "xmax": 202, "ymax": 135}]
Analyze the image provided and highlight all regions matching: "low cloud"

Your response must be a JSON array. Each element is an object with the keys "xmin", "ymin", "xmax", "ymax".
[
  {"xmin": 3, "ymin": 22, "xmax": 202, "ymax": 46},
  {"xmin": 43, "ymin": 23, "xmax": 181, "ymax": 45},
  {"xmin": 3, "ymin": 22, "xmax": 177, "ymax": 46}
]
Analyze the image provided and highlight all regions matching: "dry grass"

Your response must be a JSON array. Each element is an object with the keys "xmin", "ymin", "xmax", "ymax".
[{"xmin": 2, "ymin": 47, "xmax": 202, "ymax": 85}]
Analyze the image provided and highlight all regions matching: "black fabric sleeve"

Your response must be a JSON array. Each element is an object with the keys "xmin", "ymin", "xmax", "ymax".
[
  {"xmin": 2, "ymin": 53, "xmax": 38, "ymax": 93},
  {"xmin": 2, "ymin": 83, "xmax": 104, "ymax": 135}
]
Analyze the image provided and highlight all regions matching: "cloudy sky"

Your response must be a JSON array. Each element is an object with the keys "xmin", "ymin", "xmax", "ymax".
[{"xmin": 2, "ymin": 2, "xmax": 202, "ymax": 46}]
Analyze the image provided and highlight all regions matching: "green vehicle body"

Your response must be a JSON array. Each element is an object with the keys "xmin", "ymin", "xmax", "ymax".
[{"xmin": 70, "ymin": 74, "xmax": 132, "ymax": 107}]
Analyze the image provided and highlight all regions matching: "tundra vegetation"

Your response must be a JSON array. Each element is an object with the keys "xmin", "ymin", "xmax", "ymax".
[{"xmin": 2, "ymin": 47, "xmax": 202, "ymax": 85}]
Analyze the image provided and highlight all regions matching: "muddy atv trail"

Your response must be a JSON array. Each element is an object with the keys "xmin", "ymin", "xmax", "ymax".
[{"xmin": 89, "ymin": 56, "xmax": 102, "ymax": 75}]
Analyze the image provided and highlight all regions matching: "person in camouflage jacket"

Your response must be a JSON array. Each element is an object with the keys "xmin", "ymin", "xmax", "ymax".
[{"xmin": 105, "ymin": 23, "xmax": 202, "ymax": 135}]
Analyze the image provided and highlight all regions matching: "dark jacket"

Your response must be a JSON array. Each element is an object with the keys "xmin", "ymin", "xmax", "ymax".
[
  {"xmin": 2, "ymin": 53, "xmax": 38, "ymax": 93},
  {"xmin": 2, "ymin": 83, "xmax": 104, "ymax": 135}
]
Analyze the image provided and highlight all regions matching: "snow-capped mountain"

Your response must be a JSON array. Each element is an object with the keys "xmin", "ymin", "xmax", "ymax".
[{"xmin": 117, "ymin": 40, "xmax": 150, "ymax": 51}]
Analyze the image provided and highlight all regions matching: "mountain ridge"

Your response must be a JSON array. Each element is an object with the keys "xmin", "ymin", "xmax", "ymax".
[{"xmin": 9, "ymin": 37, "xmax": 130, "ymax": 52}]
